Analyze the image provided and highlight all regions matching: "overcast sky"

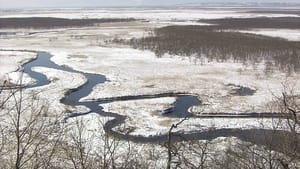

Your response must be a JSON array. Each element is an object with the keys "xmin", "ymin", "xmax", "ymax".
[{"xmin": 1, "ymin": 0, "xmax": 299, "ymax": 9}]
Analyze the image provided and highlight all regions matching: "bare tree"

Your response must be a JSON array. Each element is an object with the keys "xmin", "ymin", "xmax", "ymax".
[
  {"xmin": 179, "ymin": 140, "xmax": 211, "ymax": 169},
  {"xmin": 214, "ymin": 86, "xmax": 300, "ymax": 169},
  {"xmin": 62, "ymin": 119, "xmax": 94, "ymax": 169},
  {"xmin": 276, "ymin": 87, "xmax": 300, "ymax": 167},
  {"xmin": 0, "ymin": 72, "xmax": 63, "ymax": 169},
  {"xmin": 61, "ymin": 117, "xmax": 124, "ymax": 169},
  {"xmin": 166, "ymin": 117, "xmax": 188, "ymax": 169}
]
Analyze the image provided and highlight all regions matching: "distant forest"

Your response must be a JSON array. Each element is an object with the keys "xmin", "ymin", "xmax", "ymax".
[
  {"xmin": 198, "ymin": 17, "xmax": 300, "ymax": 29},
  {"xmin": 120, "ymin": 23, "xmax": 300, "ymax": 72},
  {"xmin": 245, "ymin": 10, "xmax": 300, "ymax": 16},
  {"xmin": 0, "ymin": 17, "xmax": 135, "ymax": 29}
]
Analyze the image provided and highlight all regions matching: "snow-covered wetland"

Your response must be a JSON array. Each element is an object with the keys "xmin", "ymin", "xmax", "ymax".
[{"xmin": 0, "ymin": 8, "xmax": 299, "ymax": 168}]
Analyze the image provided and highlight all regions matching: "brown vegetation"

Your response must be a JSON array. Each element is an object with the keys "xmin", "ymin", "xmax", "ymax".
[{"xmin": 123, "ymin": 25, "xmax": 300, "ymax": 72}]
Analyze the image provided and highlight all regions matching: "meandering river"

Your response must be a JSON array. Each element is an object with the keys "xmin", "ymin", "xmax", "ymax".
[{"xmin": 19, "ymin": 51, "xmax": 298, "ymax": 152}]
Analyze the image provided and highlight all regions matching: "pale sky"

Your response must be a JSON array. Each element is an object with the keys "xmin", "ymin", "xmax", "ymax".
[{"xmin": 0, "ymin": 0, "xmax": 299, "ymax": 9}]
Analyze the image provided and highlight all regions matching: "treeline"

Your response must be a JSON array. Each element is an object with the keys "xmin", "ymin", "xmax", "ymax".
[
  {"xmin": 199, "ymin": 17, "xmax": 300, "ymax": 29},
  {"xmin": 123, "ymin": 25, "xmax": 300, "ymax": 72},
  {"xmin": 246, "ymin": 10, "xmax": 300, "ymax": 16},
  {"xmin": 0, "ymin": 17, "xmax": 136, "ymax": 29}
]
